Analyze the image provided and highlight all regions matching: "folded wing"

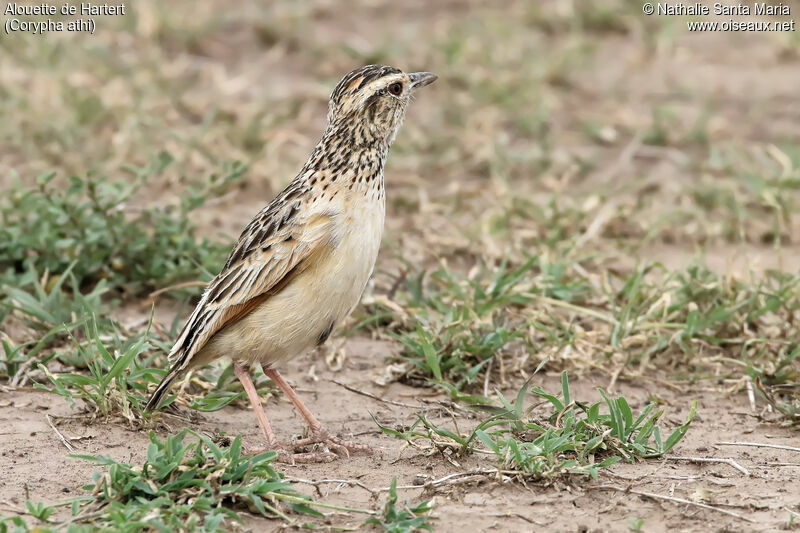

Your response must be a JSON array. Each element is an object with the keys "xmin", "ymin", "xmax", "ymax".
[{"xmin": 166, "ymin": 198, "xmax": 334, "ymax": 375}]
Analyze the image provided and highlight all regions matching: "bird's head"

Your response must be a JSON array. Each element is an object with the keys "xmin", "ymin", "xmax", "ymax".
[{"xmin": 326, "ymin": 65, "xmax": 437, "ymax": 146}]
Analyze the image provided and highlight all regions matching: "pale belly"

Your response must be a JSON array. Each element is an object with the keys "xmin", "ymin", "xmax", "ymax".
[{"xmin": 201, "ymin": 201, "xmax": 384, "ymax": 366}]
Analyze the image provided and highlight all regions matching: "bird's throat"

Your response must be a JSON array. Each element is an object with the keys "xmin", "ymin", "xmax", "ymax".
[{"xmin": 303, "ymin": 127, "xmax": 388, "ymax": 201}]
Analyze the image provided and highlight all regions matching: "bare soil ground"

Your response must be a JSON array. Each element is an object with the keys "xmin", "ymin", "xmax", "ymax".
[{"xmin": 3, "ymin": 341, "xmax": 799, "ymax": 532}]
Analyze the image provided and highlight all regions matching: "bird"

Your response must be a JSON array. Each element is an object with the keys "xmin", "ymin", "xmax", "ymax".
[{"xmin": 145, "ymin": 65, "xmax": 437, "ymax": 463}]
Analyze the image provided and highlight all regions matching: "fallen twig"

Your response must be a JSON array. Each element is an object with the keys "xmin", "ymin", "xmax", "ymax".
[
  {"xmin": 46, "ymin": 414, "xmax": 75, "ymax": 453},
  {"xmin": 483, "ymin": 357, "xmax": 493, "ymax": 398},
  {"xmin": 9, "ymin": 356, "xmax": 40, "ymax": 388},
  {"xmin": 745, "ymin": 376, "xmax": 756, "ymax": 412},
  {"xmin": 666, "ymin": 456, "xmax": 750, "ymax": 476},
  {"xmin": 0, "ymin": 501, "xmax": 24, "ymax": 515},
  {"xmin": 377, "ymin": 469, "xmax": 500, "ymax": 492},
  {"xmin": 284, "ymin": 477, "xmax": 376, "ymax": 495},
  {"xmin": 716, "ymin": 441, "xmax": 800, "ymax": 453},
  {"xmin": 386, "ymin": 269, "xmax": 408, "ymax": 301},
  {"xmin": 286, "ymin": 470, "xmax": 499, "ymax": 495},
  {"xmin": 329, "ymin": 379, "xmax": 419, "ymax": 409},
  {"xmin": 418, "ymin": 398, "xmax": 470, "ymax": 413},
  {"xmin": 604, "ymin": 466, "xmax": 704, "ymax": 482},
  {"xmin": 590, "ymin": 485, "xmax": 755, "ymax": 523},
  {"xmin": 491, "ymin": 512, "xmax": 544, "ymax": 525}
]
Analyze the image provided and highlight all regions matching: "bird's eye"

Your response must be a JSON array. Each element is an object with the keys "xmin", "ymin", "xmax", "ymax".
[{"xmin": 388, "ymin": 82, "xmax": 403, "ymax": 96}]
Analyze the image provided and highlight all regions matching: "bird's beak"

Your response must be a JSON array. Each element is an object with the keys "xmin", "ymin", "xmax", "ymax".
[{"xmin": 409, "ymin": 72, "xmax": 438, "ymax": 89}]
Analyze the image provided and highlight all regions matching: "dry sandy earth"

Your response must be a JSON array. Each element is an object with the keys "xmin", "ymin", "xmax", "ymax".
[{"xmin": 2, "ymin": 341, "xmax": 799, "ymax": 532}]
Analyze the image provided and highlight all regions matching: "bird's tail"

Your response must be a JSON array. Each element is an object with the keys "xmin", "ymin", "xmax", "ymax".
[{"xmin": 145, "ymin": 366, "xmax": 183, "ymax": 412}]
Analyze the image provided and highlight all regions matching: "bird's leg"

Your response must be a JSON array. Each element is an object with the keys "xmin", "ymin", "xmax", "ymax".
[
  {"xmin": 233, "ymin": 362, "xmax": 279, "ymax": 448},
  {"xmin": 235, "ymin": 363, "xmax": 336, "ymax": 463},
  {"xmin": 263, "ymin": 366, "xmax": 372, "ymax": 456}
]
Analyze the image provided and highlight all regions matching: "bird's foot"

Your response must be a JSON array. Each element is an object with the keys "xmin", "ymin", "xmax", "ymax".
[
  {"xmin": 244, "ymin": 443, "xmax": 337, "ymax": 464},
  {"xmin": 243, "ymin": 430, "xmax": 371, "ymax": 464},
  {"xmin": 291, "ymin": 428, "xmax": 373, "ymax": 459}
]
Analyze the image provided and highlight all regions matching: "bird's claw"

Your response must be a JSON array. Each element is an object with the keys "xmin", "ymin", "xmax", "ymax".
[
  {"xmin": 243, "ymin": 443, "xmax": 338, "ymax": 464},
  {"xmin": 244, "ymin": 428, "xmax": 372, "ymax": 464},
  {"xmin": 292, "ymin": 429, "xmax": 373, "ymax": 458},
  {"xmin": 244, "ymin": 430, "xmax": 373, "ymax": 463}
]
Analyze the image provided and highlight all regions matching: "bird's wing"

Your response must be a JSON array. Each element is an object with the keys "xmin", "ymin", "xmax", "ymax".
[{"xmin": 166, "ymin": 191, "xmax": 334, "ymax": 374}]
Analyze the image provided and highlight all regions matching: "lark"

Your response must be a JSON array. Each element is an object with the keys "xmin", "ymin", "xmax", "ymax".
[{"xmin": 145, "ymin": 65, "xmax": 437, "ymax": 462}]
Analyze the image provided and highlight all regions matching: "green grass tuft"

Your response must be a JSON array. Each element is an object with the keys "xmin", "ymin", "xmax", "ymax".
[
  {"xmin": 377, "ymin": 371, "xmax": 695, "ymax": 481},
  {"xmin": 4, "ymin": 430, "xmax": 321, "ymax": 532},
  {"xmin": 366, "ymin": 478, "xmax": 433, "ymax": 533},
  {"xmin": 0, "ymin": 153, "xmax": 244, "ymax": 295}
]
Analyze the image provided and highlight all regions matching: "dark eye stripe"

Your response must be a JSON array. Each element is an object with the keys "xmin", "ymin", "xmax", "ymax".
[{"xmin": 331, "ymin": 65, "xmax": 402, "ymax": 104}]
